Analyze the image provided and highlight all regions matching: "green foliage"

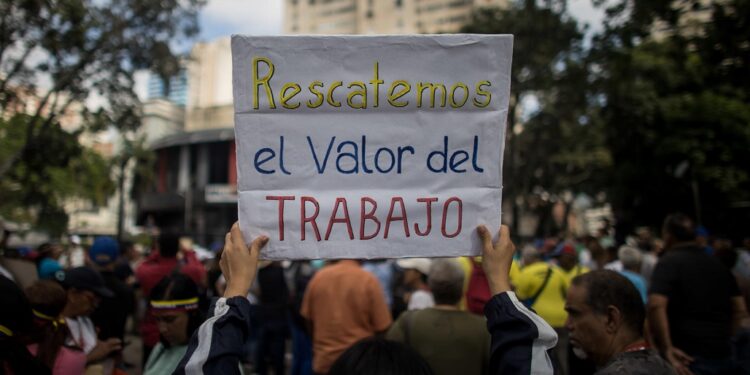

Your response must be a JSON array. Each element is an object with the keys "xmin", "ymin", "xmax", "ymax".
[
  {"xmin": 592, "ymin": 0, "xmax": 750, "ymax": 235},
  {"xmin": 0, "ymin": 0, "xmax": 202, "ymax": 235},
  {"xmin": 463, "ymin": 1, "xmax": 609, "ymax": 235},
  {"xmin": 0, "ymin": 0, "xmax": 204, "ymax": 176},
  {"xmin": 0, "ymin": 114, "xmax": 115, "ymax": 235},
  {"xmin": 463, "ymin": 0, "xmax": 750, "ymax": 238}
]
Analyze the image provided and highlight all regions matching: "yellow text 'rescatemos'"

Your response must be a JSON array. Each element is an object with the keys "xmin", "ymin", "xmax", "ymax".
[{"xmin": 252, "ymin": 57, "xmax": 493, "ymax": 110}]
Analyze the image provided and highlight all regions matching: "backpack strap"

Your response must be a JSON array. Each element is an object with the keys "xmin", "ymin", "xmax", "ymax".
[{"xmin": 526, "ymin": 266, "xmax": 552, "ymax": 308}]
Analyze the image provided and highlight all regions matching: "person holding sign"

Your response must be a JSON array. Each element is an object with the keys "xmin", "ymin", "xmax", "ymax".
[{"xmin": 174, "ymin": 223, "xmax": 558, "ymax": 375}]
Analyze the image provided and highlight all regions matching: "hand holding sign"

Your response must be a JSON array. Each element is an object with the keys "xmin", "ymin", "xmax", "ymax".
[
  {"xmin": 221, "ymin": 222, "xmax": 268, "ymax": 298},
  {"xmin": 478, "ymin": 224, "xmax": 515, "ymax": 295}
]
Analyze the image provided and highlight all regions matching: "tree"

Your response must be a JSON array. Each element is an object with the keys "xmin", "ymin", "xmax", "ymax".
[
  {"xmin": 0, "ymin": 0, "xmax": 204, "ymax": 177},
  {"xmin": 591, "ymin": 0, "xmax": 750, "ymax": 239},
  {"xmin": 0, "ymin": 114, "xmax": 114, "ymax": 235},
  {"xmin": 0, "ymin": 0, "xmax": 203, "ymax": 233},
  {"xmin": 462, "ymin": 1, "xmax": 609, "ymax": 236}
]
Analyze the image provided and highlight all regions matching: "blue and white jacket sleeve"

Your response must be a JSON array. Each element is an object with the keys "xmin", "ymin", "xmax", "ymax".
[
  {"xmin": 484, "ymin": 291, "xmax": 557, "ymax": 375},
  {"xmin": 174, "ymin": 296, "xmax": 251, "ymax": 375}
]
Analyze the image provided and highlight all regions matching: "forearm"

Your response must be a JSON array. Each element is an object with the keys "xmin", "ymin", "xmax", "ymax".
[
  {"xmin": 485, "ymin": 291, "xmax": 556, "ymax": 374},
  {"xmin": 488, "ymin": 277, "xmax": 512, "ymax": 296},
  {"xmin": 175, "ymin": 296, "xmax": 251, "ymax": 375},
  {"xmin": 648, "ymin": 305, "xmax": 672, "ymax": 352},
  {"xmin": 731, "ymin": 297, "xmax": 750, "ymax": 333}
]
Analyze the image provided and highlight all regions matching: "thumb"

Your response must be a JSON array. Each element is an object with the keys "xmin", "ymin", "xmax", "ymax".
[{"xmin": 249, "ymin": 235, "xmax": 269, "ymax": 256}]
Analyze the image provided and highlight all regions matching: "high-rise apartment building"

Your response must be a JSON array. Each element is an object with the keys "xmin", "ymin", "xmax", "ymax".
[
  {"xmin": 284, "ymin": 0, "xmax": 508, "ymax": 35},
  {"xmin": 147, "ymin": 70, "xmax": 189, "ymax": 106}
]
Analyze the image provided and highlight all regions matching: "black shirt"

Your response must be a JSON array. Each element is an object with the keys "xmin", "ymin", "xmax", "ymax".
[
  {"xmin": 91, "ymin": 270, "xmax": 135, "ymax": 341},
  {"xmin": 596, "ymin": 350, "xmax": 675, "ymax": 375},
  {"xmin": 649, "ymin": 244, "xmax": 740, "ymax": 359}
]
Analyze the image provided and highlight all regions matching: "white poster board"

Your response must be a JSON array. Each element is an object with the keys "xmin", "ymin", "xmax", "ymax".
[{"xmin": 231, "ymin": 34, "xmax": 513, "ymax": 259}]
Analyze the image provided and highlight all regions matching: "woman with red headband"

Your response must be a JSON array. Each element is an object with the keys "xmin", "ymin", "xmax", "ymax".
[{"xmin": 143, "ymin": 274, "xmax": 204, "ymax": 375}]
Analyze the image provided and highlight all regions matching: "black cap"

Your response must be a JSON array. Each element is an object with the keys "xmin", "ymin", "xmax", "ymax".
[{"xmin": 54, "ymin": 267, "xmax": 113, "ymax": 298}]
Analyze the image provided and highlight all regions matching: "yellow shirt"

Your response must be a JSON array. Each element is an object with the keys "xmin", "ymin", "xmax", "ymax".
[
  {"xmin": 516, "ymin": 262, "xmax": 569, "ymax": 327},
  {"xmin": 558, "ymin": 264, "xmax": 590, "ymax": 286},
  {"xmin": 509, "ymin": 260, "xmax": 521, "ymax": 289}
]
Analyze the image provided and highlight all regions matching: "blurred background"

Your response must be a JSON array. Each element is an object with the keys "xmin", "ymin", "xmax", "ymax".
[{"xmin": 2, "ymin": 0, "xmax": 748, "ymax": 250}]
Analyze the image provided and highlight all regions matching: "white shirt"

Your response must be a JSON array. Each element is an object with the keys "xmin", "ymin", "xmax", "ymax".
[
  {"xmin": 408, "ymin": 290, "xmax": 435, "ymax": 310},
  {"xmin": 65, "ymin": 316, "xmax": 98, "ymax": 353}
]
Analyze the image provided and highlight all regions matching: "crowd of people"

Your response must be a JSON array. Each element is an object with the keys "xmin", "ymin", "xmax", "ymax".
[{"xmin": 1, "ymin": 212, "xmax": 749, "ymax": 375}]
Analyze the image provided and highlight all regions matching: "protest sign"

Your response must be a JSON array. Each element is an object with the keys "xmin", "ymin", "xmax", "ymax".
[{"xmin": 231, "ymin": 34, "xmax": 513, "ymax": 259}]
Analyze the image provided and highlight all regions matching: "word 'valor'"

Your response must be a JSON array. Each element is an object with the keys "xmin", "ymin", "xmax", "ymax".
[{"xmin": 251, "ymin": 57, "xmax": 494, "ymax": 110}]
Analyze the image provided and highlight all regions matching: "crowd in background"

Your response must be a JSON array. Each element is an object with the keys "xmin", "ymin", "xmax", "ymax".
[{"xmin": 1, "ymin": 213, "xmax": 749, "ymax": 375}]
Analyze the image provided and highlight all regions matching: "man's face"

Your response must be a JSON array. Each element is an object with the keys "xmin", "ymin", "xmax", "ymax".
[
  {"xmin": 558, "ymin": 253, "xmax": 577, "ymax": 270},
  {"xmin": 67, "ymin": 289, "xmax": 100, "ymax": 316},
  {"xmin": 403, "ymin": 269, "xmax": 421, "ymax": 286},
  {"xmin": 565, "ymin": 284, "xmax": 611, "ymax": 364}
]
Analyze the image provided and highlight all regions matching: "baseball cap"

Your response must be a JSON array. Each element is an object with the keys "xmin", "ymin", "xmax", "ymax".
[
  {"xmin": 552, "ymin": 242, "xmax": 577, "ymax": 257},
  {"xmin": 89, "ymin": 237, "xmax": 120, "ymax": 266},
  {"xmin": 54, "ymin": 267, "xmax": 113, "ymax": 298},
  {"xmin": 396, "ymin": 258, "xmax": 432, "ymax": 275}
]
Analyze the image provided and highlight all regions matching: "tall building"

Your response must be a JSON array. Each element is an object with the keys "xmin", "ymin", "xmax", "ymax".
[
  {"xmin": 147, "ymin": 70, "xmax": 189, "ymax": 106},
  {"xmin": 651, "ymin": 0, "xmax": 718, "ymax": 39},
  {"xmin": 284, "ymin": 0, "xmax": 508, "ymax": 35},
  {"xmin": 136, "ymin": 38, "xmax": 237, "ymax": 245}
]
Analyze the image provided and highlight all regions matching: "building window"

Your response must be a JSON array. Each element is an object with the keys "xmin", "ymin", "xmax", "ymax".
[
  {"xmin": 367, "ymin": 10, "xmax": 373, "ymax": 18},
  {"xmin": 395, "ymin": 0, "xmax": 402, "ymax": 7},
  {"xmin": 208, "ymin": 142, "xmax": 229, "ymax": 184}
]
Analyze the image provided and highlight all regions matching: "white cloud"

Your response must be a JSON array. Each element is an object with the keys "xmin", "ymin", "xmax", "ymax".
[{"xmin": 199, "ymin": 0, "xmax": 283, "ymax": 41}]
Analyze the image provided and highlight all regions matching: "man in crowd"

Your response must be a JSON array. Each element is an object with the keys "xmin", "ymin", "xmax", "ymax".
[
  {"xmin": 649, "ymin": 213, "xmax": 749, "ymax": 375},
  {"xmin": 300, "ymin": 259, "xmax": 392, "ymax": 374},
  {"xmin": 57, "ymin": 267, "xmax": 122, "ymax": 373},
  {"xmin": 515, "ymin": 244, "xmax": 570, "ymax": 374},
  {"xmin": 88, "ymin": 237, "xmax": 135, "ymax": 344},
  {"xmin": 555, "ymin": 242, "xmax": 590, "ymax": 285},
  {"xmin": 565, "ymin": 270, "xmax": 674, "ymax": 374},
  {"xmin": 255, "ymin": 261, "xmax": 290, "ymax": 375},
  {"xmin": 617, "ymin": 246, "xmax": 647, "ymax": 303},
  {"xmin": 387, "ymin": 258, "xmax": 489, "ymax": 375},
  {"xmin": 396, "ymin": 258, "xmax": 434, "ymax": 310}
]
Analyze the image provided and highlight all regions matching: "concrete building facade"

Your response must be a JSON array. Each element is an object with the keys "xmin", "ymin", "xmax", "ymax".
[
  {"xmin": 136, "ymin": 39, "xmax": 236, "ymax": 245},
  {"xmin": 284, "ymin": 0, "xmax": 508, "ymax": 35}
]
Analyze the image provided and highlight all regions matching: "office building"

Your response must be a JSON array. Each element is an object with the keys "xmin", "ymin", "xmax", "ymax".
[{"xmin": 284, "ymin": 0, "xmax": 508, "ymax": 35}]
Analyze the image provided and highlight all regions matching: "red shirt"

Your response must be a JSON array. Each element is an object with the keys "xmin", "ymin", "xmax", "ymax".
[{"xmin": 136, "ymin": 251, "xmax": 206, "ymax": 347}]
